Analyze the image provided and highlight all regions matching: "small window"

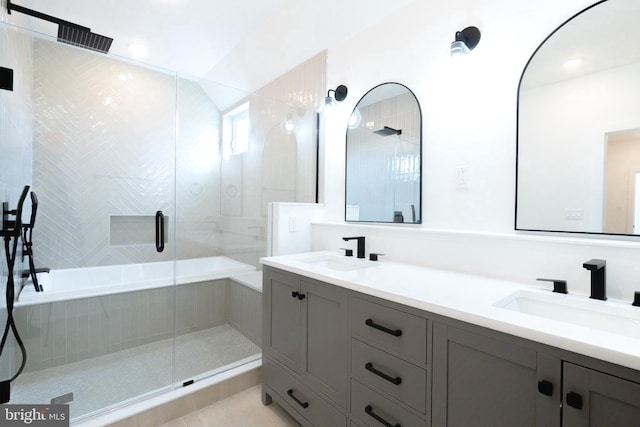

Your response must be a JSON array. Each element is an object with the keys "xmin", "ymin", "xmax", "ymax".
[{"xmin": 223, "ymin": 102, "xmax": 249, "ymax": 158}]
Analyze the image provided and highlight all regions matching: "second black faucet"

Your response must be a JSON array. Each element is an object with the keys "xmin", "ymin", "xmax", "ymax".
[
  {"xmin": 342, "ymin": 236, "xmax": 365, "ymax": 259},
  {"xmin": 583, "ymin": 259, "xmax": 606, "ymax": 301}
]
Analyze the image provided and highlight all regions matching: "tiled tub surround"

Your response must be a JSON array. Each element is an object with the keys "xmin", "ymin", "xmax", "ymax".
[
  {"xmin": 9, "ymin": 257, "xmax": 263, "ymax": 421},
  {"xmin": 262, "ymin": 251, "xmax": 640, "ymax": 372}
]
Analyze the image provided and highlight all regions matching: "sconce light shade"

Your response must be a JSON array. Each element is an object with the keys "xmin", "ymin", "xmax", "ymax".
[{"xmin": 451, "ymin": 26, "xmax": 481, "ymax": 57}]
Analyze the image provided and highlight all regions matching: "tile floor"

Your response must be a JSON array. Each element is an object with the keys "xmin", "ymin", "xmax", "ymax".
[
  {"xmin": 12, "ymin": 324, "xmax": 260, "ymax": 421},
  {"xmin": 159, "ymin": 385, "xmax": 300, "ymax": 427}
]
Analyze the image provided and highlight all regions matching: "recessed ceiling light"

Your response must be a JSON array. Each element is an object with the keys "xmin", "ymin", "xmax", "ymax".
[
  {"xmin": 128, "ymin": 43, "xmax": 148, "ymax": 57},
  {"xmin": 563, "ymin": 58, "xmax": 584, "ymax": 69}
]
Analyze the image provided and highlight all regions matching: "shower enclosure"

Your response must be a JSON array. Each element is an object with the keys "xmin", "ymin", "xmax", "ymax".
[{"xmin": 0, "ymin": 22, "xmax": 321, "ymax": 423}]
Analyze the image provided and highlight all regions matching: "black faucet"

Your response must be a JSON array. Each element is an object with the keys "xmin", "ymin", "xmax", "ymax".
[
  {"xmin": 342, "ymin": 236, "xmax": 365, "ymax": 259},
  {"xmin": 583, "ymin": 259, "xmax": 606, "ymax": 301}
]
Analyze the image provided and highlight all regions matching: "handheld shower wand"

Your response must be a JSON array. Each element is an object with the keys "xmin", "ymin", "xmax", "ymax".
[{"xmin": 21, "ymin": 192, "xmax": 43, "ymax": 292}]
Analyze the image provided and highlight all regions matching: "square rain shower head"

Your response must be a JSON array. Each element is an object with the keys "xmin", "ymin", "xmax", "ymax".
[
  {"xmin": 7, "ymin": 1, "xmax": 113, "ymax": 54},
  {"xmin": 57, "ymin": 25, "xmax": 113, "ymax": 54}
]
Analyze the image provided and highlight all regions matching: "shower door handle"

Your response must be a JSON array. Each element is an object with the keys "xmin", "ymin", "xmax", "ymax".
[{"xmin": 155, "ymin": 210, "xmax": 164, "ymax": 253}]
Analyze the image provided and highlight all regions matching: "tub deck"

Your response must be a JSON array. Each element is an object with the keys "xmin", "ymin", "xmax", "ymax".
[{"xmin": 17, "ymin": 256, "xmax": 256, "ymax": 307}]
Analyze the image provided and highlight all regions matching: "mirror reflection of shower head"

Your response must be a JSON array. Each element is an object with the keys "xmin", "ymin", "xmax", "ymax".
[
  {"xmin": 7, "ymin": 0, "xmax": 113, "ymax": 54},
  {"xmin": 374, "ymin": 126, "xmax": 402, "ymax": 136}
]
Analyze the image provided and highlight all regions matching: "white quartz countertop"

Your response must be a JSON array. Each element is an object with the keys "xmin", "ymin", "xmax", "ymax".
[{"xmin": 261, "ymin": 251, "xmax": 640, "ymax": 372}]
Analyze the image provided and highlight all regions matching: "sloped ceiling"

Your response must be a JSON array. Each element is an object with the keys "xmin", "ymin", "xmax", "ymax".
[{"xmin": 2, "ymin": 0, "xmax": 414, "ymax": 92}]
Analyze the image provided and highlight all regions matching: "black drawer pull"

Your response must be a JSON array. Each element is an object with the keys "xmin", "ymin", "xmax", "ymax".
[
  {"xmin": 291, "ymin": 291, "xmax": 299, "ymax": 299},
  {"xmin": 365, "ymin": 405, "xmax": 401, "ymax": 427},
  {"xmin": 537, "ymin": 380, "xmax": 553, "ymax": 397},
  {"xmin": 365, "ymin": 318, "xmax": 402, "ymax": 337},
  {"xmin": 287, "ymin": 389, "xmax": 309, "ymax": 409},
  {"xmin": 566, "ymin": 391, "xmax": 583, "ymax": 410},
  {"xmin": 365, "ymin": 362, "xmax": 402, "ymax": 385}
]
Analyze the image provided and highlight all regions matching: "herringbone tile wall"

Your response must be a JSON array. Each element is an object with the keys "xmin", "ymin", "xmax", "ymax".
[{"xmin": 32, "ymin": 39, "xmax": 177, "ymax": 269}]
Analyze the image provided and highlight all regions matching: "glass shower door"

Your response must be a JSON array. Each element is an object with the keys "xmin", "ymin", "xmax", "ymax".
[
  {"xmin": 172, "ymin": 69, "xmax": 320, "ymax": 386},
  {"xmin": 5, "ymin": 26, "xmax": 179, "ymax": 422}
]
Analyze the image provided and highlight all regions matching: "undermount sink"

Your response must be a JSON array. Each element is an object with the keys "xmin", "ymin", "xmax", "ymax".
[
  {"xmin": 302, "ymin": 256, "xmax": 376, "ymax": 272},
  {"xmin": 494, "ymin": 289, "xmax": 640, "ymax": 339}
]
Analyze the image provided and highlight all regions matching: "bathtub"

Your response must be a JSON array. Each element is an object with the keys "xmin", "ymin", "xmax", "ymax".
[
  {"xmin": 11, "ymin": 256, "xmax": 264, "ymax": 422},
  {"xmin": 16, "ymin": 256, "xmax": 256, "ymax": 307}
]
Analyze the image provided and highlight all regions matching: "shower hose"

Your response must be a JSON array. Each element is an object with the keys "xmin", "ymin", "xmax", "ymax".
[{"xmin": 0, "ymin": 186, "xmax": 30, "ymax": 403}]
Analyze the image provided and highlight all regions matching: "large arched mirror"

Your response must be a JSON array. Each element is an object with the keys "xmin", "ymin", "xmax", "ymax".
[
  {"xmin": 516, "ymin": 0, "xmax": 640, "ymax": 236},
  {"xmin": 346, "ymin": 83, "xmax": 422, "ymax": 223}
]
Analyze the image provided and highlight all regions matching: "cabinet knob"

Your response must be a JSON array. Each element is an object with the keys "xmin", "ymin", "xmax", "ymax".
[
  {"xmin": 537, "ymin": 380, "xmax": 553, "ymax": 396},
  {"xmin": 291, "ymin": 291, "xmax": 305, "ymax": 300},
  {"xmin": 566, "ymin": 391, "xmax": 583, "ymax": 410}
]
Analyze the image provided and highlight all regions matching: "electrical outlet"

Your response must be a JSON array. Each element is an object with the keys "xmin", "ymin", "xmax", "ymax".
[
  {"xmin": 288, "ymin": 216, "xmax": 298, "ymax": 232},
  {"xmin": 565, "ymin": 209, "xmax": 584, "ymax": 220},
  {"xmin": 456, "ymin": 166, "xmax": 469, "ymax": 189}
]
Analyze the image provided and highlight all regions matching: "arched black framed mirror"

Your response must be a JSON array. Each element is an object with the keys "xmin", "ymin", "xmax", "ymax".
[
  {"xmin": 345, "ymin": 82, "xmax": 422, "ymax": 223},
  {"xmin": 516, "ymin": 0, "xmax": 640, "ymax": 236}
]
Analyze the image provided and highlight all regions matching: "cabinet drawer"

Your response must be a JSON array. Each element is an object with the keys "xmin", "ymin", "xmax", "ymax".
[
  {"xmin": 264, "ymin": 358, "xmax": 346, "ymax": 427},
  {"xmin": 351, "ymin": 379, "xmax": 425, "ymax": 427},
  {"xmin": 351, "ymin": 297, "xmax": 427, "ymax": 365},
  {"xmin": 351, "ymin": 338, "xmax": 427, "ymax": 414}
]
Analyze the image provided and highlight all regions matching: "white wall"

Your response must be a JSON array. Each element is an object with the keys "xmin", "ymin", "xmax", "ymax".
[
  {"xmin": 311, "ymin": 0, "xmax": 640, "ymax": 302},
  {"xmin": 518, "ymin": 61, "xmax": 640, "ymax": 232}
]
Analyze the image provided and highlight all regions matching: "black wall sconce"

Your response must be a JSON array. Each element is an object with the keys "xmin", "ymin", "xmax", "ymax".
[
  {"xmin": 451, "ymin": 26, "xmax": 481, "ymax": 56},
  {"xmin": 322, "ymin": 84, "xmax": 348, "ymax": 110}
]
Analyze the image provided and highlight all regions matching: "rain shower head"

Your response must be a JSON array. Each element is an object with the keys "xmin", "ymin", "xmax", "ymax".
[
  {"xmin": 7, "ymin": 0, "xmax": 113, "ymax": 54},
  {"xmin": 373, "ymin": 126, "xmax": 402, "ymax": 136},
  {"xmin": 57, "ymin": 24, "xmax": 113, "ymax": 54}
]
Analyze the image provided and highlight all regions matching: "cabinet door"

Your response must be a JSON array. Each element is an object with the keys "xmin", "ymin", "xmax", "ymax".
[
  {"xmin": 302, "ymin": 278, "xmax": 349, "ymax": 408},
  {"xmin": 563, "ymin": 362, "xmax": 640, "ymax": 427},
  {"xmin": 263, "ymin": 268, "xmax": 303, "ymax": 373},
  {"xmin": 432, "ymin": 323, "xmax": 560, "ymax": 427}
]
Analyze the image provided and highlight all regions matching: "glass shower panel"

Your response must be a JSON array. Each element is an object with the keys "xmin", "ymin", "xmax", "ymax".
[
  {"xmin": 3, "ymin": 25, "xmax": 178, "ymax": 422},
  {"xmin": 173, "ymin": 75, "xmax": 319, "ymax": 385}
]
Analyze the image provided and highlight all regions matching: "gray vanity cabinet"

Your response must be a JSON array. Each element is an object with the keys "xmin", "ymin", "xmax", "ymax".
[
  {"xmin": 432, "ymin": 323, "xmax": 561, "ymax": 427},
  {"xmin": 562, "ymin": 362, "xmax": 640, "ymax": 427},
  {"xmin": 262, "ymin": 267, "xmax": 349, "ymax": 426},
  {"xmin": 263, "ymin": 265, "xmax": 640, "ymax": 427}
]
